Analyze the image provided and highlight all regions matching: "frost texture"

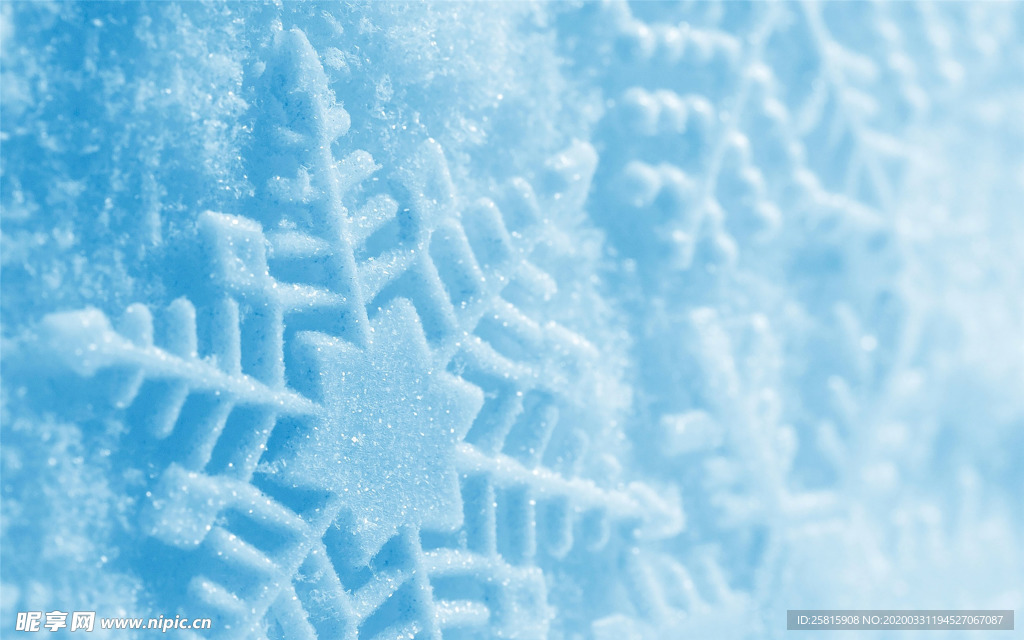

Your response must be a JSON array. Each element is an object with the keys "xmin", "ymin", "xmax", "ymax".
[{"xmin": 2, "ymin": 3, "xmax": 1023, "ymax": 640}]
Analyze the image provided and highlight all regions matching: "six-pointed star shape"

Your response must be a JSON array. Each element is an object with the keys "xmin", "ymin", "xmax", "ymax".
[{"xmin": 282, "ymin": 298, "xmax": 483, "ymax": 559}]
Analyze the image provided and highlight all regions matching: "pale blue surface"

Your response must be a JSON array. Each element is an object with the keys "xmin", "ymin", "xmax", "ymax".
[{"xmin": 2, "ymin": 3, "xmax": 1023, "ymax": 639}]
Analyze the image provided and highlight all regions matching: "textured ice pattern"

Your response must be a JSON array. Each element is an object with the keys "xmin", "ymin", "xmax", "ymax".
[{"xmin": 2, "ymin": 2, "xmax": 1023, "ymax": 639}]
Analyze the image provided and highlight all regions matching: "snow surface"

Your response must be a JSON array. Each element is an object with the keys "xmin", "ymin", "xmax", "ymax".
[{"xmin": 2, "ymin": 2, "xmax": 1023, "ymax": 639}]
